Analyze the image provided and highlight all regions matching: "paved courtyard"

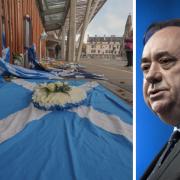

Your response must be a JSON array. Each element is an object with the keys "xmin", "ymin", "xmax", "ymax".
[{"xmin": 79, "ymin": 57, "xmax": 133, "ymax": 105}]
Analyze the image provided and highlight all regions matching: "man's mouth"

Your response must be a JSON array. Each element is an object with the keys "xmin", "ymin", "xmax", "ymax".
[{"xmin": 148, "ymin": 89, "xmax": 168, "ymax": 100}]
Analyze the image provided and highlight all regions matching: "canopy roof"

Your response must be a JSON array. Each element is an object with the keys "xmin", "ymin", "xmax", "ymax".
[{"xmin": 36, "ymin": 0, "xmax": 106, "ymax": 33}]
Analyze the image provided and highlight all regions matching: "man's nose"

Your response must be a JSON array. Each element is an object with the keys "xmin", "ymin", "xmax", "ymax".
[{"xmin": 145, "ymin": 64, "xmax": 162, "ymax": 83}]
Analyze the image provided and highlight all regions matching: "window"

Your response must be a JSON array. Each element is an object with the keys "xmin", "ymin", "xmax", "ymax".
[{"xmin": 91, "ymin": 50, "xmax": 96, "ymax": 53}]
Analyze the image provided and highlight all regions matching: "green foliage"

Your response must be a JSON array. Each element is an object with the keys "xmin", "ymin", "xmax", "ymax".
[
  {"xmin": 12, "ymin": 52, "xmax": 24, "ymax": 66},
  {"xmin": 42, "ymin": 82, "xmax": 71, "ymax": 95},
  {"xmin": 56, "ymin": 82, "xmax": 71, "ymax": 93}
]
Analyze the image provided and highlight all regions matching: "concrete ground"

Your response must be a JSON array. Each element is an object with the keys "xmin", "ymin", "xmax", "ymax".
[{"xmin": 79, "ymin": 57, "xmax": 133, "ymax": 106}]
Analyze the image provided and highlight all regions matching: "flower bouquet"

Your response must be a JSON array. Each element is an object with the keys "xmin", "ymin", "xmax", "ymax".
[{"xmin": 32, "ymin": 81, "xmax": 87, "ymax": 110}]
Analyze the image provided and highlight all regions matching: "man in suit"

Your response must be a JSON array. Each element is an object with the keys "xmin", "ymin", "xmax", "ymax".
[{"xmin": 141, "ymin": 19, "xmax": 180, "ymax": 180}]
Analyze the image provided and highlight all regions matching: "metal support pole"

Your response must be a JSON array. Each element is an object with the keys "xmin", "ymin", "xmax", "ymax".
[
  {"xmin": 61, "ymin": 26, "xmax": 65, "ymax": 60},
  {"xmin": 77, "ymin": 0, "xmax": 100, "ymax": 34},
  {"xmin": 76, "ymin": 0, "xmax": 93, "ymax": 62},
  {"xmin": 76, "ymin": 0, "xmax": 99, "ymax": 62},
  {"xmin": 68, "ymin": 0, "xmax": 76, "ymax": 62},
  {"xmin": 66, "ymin": 30, "xmax": 69, "ymax": 61}
]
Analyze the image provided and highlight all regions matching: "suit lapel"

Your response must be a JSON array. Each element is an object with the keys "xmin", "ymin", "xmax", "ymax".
[
  {"xmin": 141, "ymin": 144, "xmax": 167, "ymax": 180},
  {"xmin": 150, "ymin": 139, "xmax": 180, "ymax": 179}
]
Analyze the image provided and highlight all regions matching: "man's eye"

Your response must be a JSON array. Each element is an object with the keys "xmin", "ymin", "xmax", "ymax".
[
  {"xmin": 141, "ymin": 64, "xmax": 150, "ymax": 72},
  {"xmin": 159, "ymin": 58, "xmax": 171, "ymax": 64},
  {"xmin": 159, "ymin": 57, "xmax": 176, "ymax": 69}
]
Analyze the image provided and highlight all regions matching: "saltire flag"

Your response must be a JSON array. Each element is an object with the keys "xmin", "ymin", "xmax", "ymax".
[{"xmin": 0, "ymin": 77, "xmax": 132, "ymax": 180}]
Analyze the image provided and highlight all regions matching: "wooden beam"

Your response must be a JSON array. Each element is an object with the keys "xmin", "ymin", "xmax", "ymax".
[{"xmin": 0, "ymin": 0, "xmax": 2, "ymax": 56}]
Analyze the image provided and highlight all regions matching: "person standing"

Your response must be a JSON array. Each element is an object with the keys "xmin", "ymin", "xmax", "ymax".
[
  {"xmin": 55, "ymin": 43, "xmax": 61, "ymax": 59},
  {"xmin": 124, "ymin": 30, "xmax": 133, "ymax": 66}
]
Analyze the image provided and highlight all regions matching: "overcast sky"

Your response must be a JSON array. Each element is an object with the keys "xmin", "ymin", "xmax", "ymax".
[{"xmin": 84, "ymin": 0, "xmax": 133, "ymax": 42}]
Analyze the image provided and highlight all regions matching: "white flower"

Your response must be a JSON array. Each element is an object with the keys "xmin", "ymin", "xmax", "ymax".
[
  {"xmin": 47, "ymin": 83, "xmax": 56, "ymax": 92},
  {"xmin": 32, "ymin": 82, "xmax": 87, "ymax": 110}
]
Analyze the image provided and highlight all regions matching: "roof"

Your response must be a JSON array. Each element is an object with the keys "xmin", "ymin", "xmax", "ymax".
[
  {"xmin": 36, "ymin": 0, "xmax": 106, "ymax": 34},
  {"xmin": 35, "ymin": 0, "xmax": 69, "ymax": 31},
  {"xmin": 87, "ymin": 36, "xmax": 123, "ymax": 43}
]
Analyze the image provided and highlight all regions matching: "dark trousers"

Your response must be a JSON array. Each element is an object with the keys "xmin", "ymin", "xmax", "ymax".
[{"xmin": 126, "ymin": 51, "xmax": 133, "ymax": 66}]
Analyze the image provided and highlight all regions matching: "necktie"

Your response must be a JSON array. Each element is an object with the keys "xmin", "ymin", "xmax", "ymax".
[{"xmin": 147, "ymin": 131, "xmax": 180, "ymax": 180}]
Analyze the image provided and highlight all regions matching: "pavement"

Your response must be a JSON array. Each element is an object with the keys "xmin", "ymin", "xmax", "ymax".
[{"xmin": 79, "ymin": 57, "xmax": 133, "ymax": 106}]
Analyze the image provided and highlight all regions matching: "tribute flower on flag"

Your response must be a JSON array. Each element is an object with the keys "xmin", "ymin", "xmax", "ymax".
[{"xmin": 32, "ymin": 81, "xmax": 87, "ymax": 110}]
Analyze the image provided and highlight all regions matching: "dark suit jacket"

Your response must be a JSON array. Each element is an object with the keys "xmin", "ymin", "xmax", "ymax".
[{"xmin": 141, "ymin": 140, "xmax": 180, "ymax": 180}]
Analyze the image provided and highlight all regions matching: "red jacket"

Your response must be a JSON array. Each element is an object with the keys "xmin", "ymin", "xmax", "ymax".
[{"xmin": 124, "ymin": 38, "xmax": 133, "ymax": 51}]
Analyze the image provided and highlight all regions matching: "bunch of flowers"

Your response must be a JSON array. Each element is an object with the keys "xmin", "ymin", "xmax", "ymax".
[{"xmin": 32, "ymin": 81, "xmax": 87, "ymax": 110}]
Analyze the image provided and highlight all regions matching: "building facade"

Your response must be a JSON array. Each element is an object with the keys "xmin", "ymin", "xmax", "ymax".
[{"xmin": 86, "ymin": 35, "xmax": 123, "ymax": 58}]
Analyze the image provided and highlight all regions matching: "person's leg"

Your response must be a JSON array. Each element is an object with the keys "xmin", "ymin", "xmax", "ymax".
[
  {"xmin": 129, "ymin": 51, "xmax": 133, "ymax": 66},
  {"xmin": 126, "ymin": 51, "xmax": 130, "ymax": 66}
]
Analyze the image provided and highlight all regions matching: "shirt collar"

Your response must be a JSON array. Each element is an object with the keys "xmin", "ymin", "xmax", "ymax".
[{"xmin": 173, "ymin": 126, "xmax": 180, "ymax": 132}]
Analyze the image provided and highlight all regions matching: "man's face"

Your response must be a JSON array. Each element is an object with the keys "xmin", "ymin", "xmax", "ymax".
[{"xmin": 141, "ymin": 27, "xmax": 180, "ymax": 125}]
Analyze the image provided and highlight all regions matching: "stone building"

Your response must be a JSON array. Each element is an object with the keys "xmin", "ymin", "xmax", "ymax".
[
  {"xmin": 123, "ymin": 14, "xmax": 132, "ymax": 38},
  {"xmin": 86, "ymin": 35, "xmax": 123, "ymax": 58}
]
